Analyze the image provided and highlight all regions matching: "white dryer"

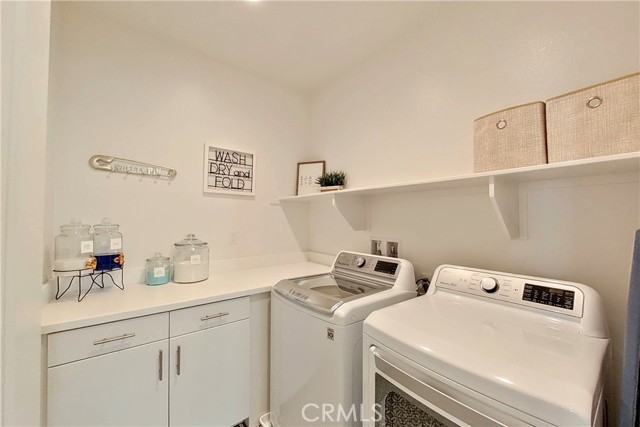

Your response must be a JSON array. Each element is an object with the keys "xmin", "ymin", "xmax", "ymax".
[
  {"xmin": 269, "ymin": 252, "xmax": 417, "ymax": 427},
  {"xmin": 363, "ymin": 265, "xmax": 610, "ymax": 427}
]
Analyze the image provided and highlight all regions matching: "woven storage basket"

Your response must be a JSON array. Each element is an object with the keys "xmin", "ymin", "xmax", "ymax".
[
  {"xmin": 546, "ymin": 73, "xmax": 640, "ymax": 163},
  {"xmin": 473, "ymin": 102, "xmax": 547, "ymax": 173}
]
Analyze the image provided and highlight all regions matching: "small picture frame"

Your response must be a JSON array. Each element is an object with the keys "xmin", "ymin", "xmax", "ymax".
[
  {"xmin": 296, "ymin": 161, "xmax": 325, "ymax": 195},
  {"xmin": 204, "ymin": 145, "xmax": 255, "ymax": 196}
]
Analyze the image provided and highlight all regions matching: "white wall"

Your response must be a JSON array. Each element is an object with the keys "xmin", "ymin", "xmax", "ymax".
[
  {"xmin": 47, "ymin": 3, "xmax": 310, "ymax": 282},
  {"xmin": 1, "ymin": 1, "xmax": 51, "ymax": 424},
  {"xmin": 307, "ymin": 2, "xmax": 639, "ymax": 424}
]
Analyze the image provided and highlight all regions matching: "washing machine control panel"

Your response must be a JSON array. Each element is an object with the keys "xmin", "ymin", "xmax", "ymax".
[
  {"xmin": 334, "ymin": 252, "xmax": 400, "ymax": 279},
  {"xmin": 433, "ymin": 266, "xmax": 584, "ymax": 318},
  {"xmin": 480, "ymin": 277, "xmax": 499, "ymax": 293}
]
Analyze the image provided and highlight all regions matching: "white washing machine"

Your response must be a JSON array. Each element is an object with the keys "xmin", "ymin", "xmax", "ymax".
[
  {"xmin": 269, "ymin": 252, "xmax": 417, "ymax": 427},
  {"xmin": 363, "ymin": 265, "xmax": 610, "ymax": 427}
]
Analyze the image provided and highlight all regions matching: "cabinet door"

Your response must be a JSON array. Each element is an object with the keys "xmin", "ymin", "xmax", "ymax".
[
  {"xmin": 170, "ymin": 319, "xmax": 250, "ymax": 427},
  {"xmin": 48, "ymin": 340, "xmax": 169, "ymax": 426}
]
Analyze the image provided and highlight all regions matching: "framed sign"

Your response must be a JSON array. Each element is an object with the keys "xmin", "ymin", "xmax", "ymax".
[
  {"xmin": 296, "ymin": 161, "xmax": 325, "ymax": 195},
  {"xmin": 204, "ymin": 145, "xmax": 255, "ymax": 196}
]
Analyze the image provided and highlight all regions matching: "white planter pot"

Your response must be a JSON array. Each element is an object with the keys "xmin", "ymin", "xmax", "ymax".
[{"xmin": 320, "ymin": 185, "xmax": 344, "ymax": 192}]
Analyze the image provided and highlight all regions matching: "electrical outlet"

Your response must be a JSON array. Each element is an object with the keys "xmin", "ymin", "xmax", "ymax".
[
  {"xmin": 230, "ymin": 232, "xmax": 239, "ymax": 246},
  {"xmin": 370, "ymin": 236, "xmax": 402, "ymax": 258}
]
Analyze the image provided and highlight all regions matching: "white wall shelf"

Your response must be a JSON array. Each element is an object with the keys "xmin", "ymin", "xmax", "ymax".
[{"xmin": 279, "ymin": 153, "xmax": 640, "ymax": 239}]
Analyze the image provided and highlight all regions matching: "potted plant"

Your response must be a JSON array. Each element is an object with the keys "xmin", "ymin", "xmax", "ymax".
[{"xmin": 316, "ymin": 171, "xmax": 346, "ymax": 192}]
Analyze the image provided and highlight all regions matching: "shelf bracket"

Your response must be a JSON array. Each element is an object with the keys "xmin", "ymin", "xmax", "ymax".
[
  {"xmin": 489, "ymin": 176, "xmax": 524, "ymax": 240},
  {"xmin": 332, "ymin": 193, "xmax": 368, "ymax": 231}
]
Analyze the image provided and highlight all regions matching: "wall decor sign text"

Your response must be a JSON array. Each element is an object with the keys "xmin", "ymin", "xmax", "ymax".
[
  {"xmin": 203, "ymin": 145, "xmax": 255, "ymax": 196},
  {"xmin": 89, "ymin": 155, "xmax": 177, "ymax": 180}
]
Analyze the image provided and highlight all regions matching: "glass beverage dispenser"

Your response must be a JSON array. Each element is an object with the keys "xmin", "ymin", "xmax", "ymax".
[
  {"xmin": 54, "ymin": 220, "xmax": 96, "ymax": 273},
  {"xmin": 93, "ymin": 218, "xmax": 124, "ymax": 271}
]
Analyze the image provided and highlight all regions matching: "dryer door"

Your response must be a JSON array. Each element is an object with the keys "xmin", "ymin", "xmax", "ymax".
[{"xmin": 363, "ymin": 345, "xmax": 549, "ymax": 427}]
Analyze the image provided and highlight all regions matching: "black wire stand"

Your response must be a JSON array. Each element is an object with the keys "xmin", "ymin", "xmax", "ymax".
[{"xmin": 54, "ymin": 267, "xmax": 124, "ymax": 302}]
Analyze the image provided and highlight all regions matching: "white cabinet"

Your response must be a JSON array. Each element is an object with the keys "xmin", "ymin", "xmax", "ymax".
[
  {"xmin": 169, "ymin": 298, "xmax": 251, "ymax": 427},
  {"xmin": 48, "ymin": 341, "xmax": 169, "ymax": 426},
  {"xmin": 47, "ymin": 314, "xmax": 170, "ymax": 426},
  {"xmin": 170, "ymin": 320, "xmax": 250, "ymax": 426},
  {"xmin": 46, "ymin": 297, "xmax": 251, "ymax": 427}
]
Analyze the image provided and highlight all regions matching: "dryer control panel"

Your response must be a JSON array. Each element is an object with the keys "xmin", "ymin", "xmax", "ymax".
[{"xmin": 433, "ymin": 266, "xmax": 585, "ymax": 318}]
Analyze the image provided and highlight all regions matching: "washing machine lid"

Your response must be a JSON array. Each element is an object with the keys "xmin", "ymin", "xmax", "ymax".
[
  {"xmin": 363, "ymin": 292, "xmax": 610, "ymax": 426},
  {"xmin": 273, "ymin": 273, "xmax": 386, "ymax": 315}
]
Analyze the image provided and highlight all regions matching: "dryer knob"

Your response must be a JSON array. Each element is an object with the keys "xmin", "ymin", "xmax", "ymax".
[
  {"xmin": 355, "ymin": 257, "xmax": 366, "ymax": 268},
  {"xmin": 480, "ymin": 277, "xmax": 499, "ymax": 293}
]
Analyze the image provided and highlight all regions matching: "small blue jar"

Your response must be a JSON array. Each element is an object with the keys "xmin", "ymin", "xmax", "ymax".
[{"xmin": 145, "ymin": 253, "xmax": 171, "ymax": 286}]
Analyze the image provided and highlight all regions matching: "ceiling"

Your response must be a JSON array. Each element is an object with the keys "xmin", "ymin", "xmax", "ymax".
[{"xmin": 74, "ymin": 1, "xmax": 441, "ymax": 92}]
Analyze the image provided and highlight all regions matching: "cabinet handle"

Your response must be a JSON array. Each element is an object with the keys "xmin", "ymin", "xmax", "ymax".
[
  {"xmin": 176, "ymin": 346, "xmax": 181, "ymax": 376},
  {"xmin": 93, "ymin": 332, "xmax": 135, "ymax": 345},
  {"xmin": 158, "ymin": 350, "xmax": 163, "ymax": 381},
  {"xmin": 200, "ymin": 312, "xmax": 229, "ymax": 321}
]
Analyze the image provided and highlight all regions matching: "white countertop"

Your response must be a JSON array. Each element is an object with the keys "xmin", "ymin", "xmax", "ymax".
[{"xmin": 42, "ymin": 261, "xmax": 330, "ymax": 334}]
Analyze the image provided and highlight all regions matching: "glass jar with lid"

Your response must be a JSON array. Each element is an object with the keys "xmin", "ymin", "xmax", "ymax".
[
  {"xmin": 93, "ymin": 218, "xmax": 124, "ymax": 271},
  {"xmin": 54, "ymin": 219, "xmax": 96, "ymax": 272},
  {"xmin": 145, "ymin": 253, "xmax": 171, "ymax": 286},
  {"xmin": 173, "ymin": 234, "xmax": 209, "ymax": 283}
]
